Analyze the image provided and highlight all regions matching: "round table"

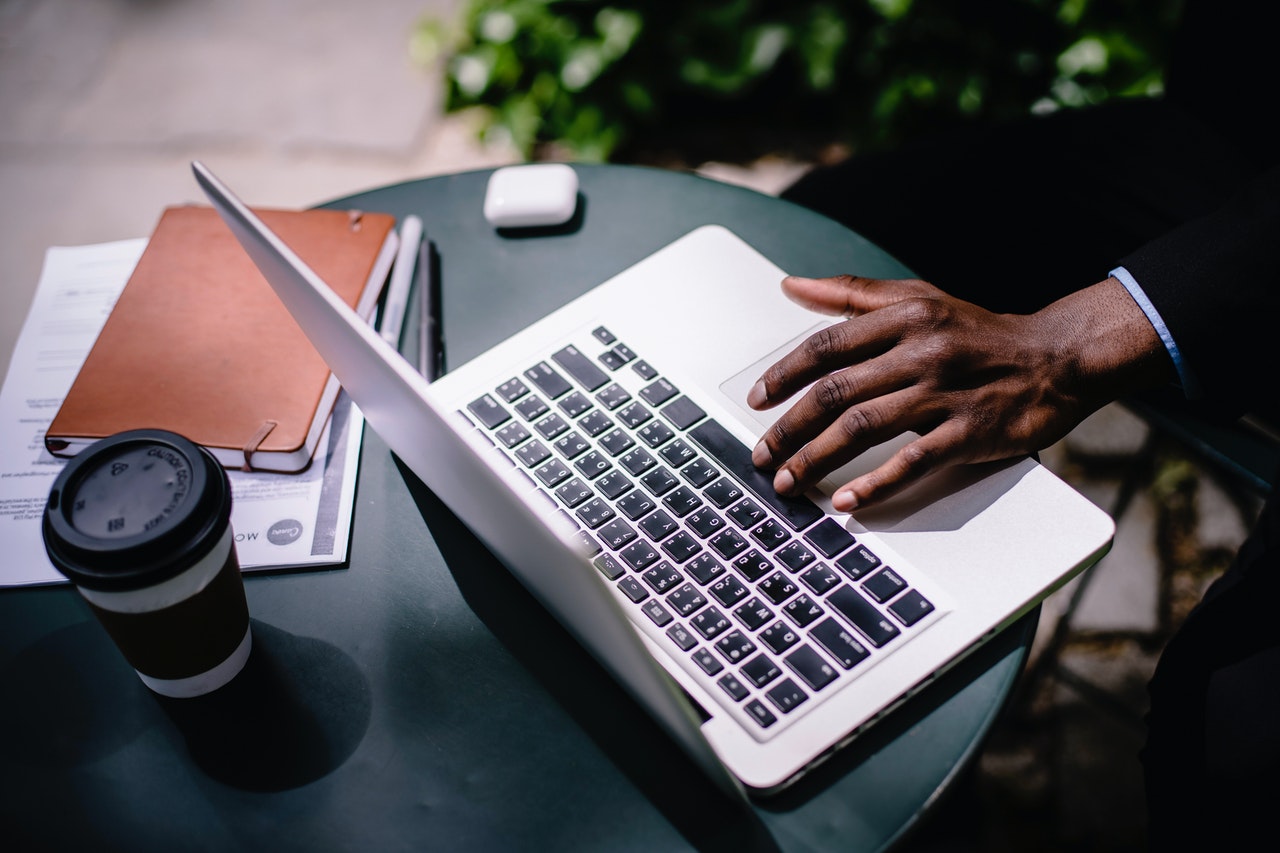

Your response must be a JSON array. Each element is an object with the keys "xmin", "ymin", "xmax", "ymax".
[{"xmin": 0, "ymin": 164, "xmax": 1034, "ymax": 852}]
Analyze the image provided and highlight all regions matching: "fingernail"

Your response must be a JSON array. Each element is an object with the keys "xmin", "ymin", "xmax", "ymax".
[
  {"xmin": 752, "ymin": 440, "xmax": 772, "ymax": 467},
  {"xmin": 833, "ymin": 489, "xmax": 859, "ymax": 513},
  {"xmin": 747, "ymin": 380, "xmax": 768, "ymax": 409},
  {"xmin": 773, "ymin": 468, "xmax": 795, "ymax": 495}
]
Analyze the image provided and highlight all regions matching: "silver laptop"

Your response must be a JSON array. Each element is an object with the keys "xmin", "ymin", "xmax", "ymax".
[{"xmin": 194, "ymin": 161, "xmax": 1114, "ymax": 798}]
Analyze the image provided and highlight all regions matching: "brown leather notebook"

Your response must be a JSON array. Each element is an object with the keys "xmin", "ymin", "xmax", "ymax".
[{"xmin": 46, "ymin": 204, "xmax": 398, "ymax": 472}]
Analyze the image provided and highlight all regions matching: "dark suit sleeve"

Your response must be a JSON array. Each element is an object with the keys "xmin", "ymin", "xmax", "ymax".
[{"xmin": 1118, "ymin": 165, "xmax": 1280, "ymax": 422}]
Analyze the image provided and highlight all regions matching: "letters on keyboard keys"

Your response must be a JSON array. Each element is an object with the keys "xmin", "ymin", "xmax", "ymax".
[{"xmin": 475, "ymin": 341, "xmax": 942, "ymax": 737}]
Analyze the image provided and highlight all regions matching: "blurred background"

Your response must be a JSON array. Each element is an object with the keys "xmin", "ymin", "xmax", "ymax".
[{"xmin": 4, "ymin": 1, "xmax": 1261, "ymax": 850}]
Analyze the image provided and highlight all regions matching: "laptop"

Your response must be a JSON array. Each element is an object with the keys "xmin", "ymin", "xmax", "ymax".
[{"xmin": 194, "ymin": 161, "xmax": 1114, "ymax": 798}]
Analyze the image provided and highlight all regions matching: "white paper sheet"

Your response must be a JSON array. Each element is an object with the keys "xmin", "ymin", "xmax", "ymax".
[{"xmin": 0, "ymin": 240, "xmax": 363, "ymax": 587}]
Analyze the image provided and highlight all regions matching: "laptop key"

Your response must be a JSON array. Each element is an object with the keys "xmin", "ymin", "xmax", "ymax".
[
  {"xmin": 708, "ymin": 528, "xmax": 748, "ymax": 559},
  {"xmin": 659, "ymin": 439, "xmax": 696, "ymax": 467},
  {"xmin": 687, "ymin": 507, "xmax": 725, "ymax": 538},
  {"xmin": 709, "ymin": 574, "xmax": 748, "ymax": 607},
  {"xmin": 631, "ymin": 359, "xmax": 659, "ymax": 381},
  {"xmin": 557, "ymin": 391, "xmax": 593, "ymax": 418},
  {"xmin": 514, "ymin": 395, "xmax": 549, "ymax": 421},
  {"xmin": 616, "ymin": 576, "xmax": 648, "ymax": 603},
  {"xmin": 574, "ymin": 497, "xmax": 615, "ymax": 529},
  {"xmin": 691, "ymin": 606, "xmax": 730, "ymax": 640},
  {"xmin": 727, "ymin": 498, "xmax": 767, "ymax": 530},
  {"xmin": 703, "ymin": 477, "xmax": 744, "ymax": 508},
  {"xmin": 661, "ymin": 531, "xmax": 702, "ymax": 563},
  {"xmin": 888, "ymin": 589, "xmax": 936, "ymax": 627},
  {"xmin": 534, "ymin": 459, "xmax": 571, "ymax": 488},
  {"xmin": 640, "ymin": 467, "xmax": 679, "ymax": 495},
  {"xmin": 641, "ymin": 561, "xmax": 682, "ymax": 593},
  {"xmin": 495, "ymin": 421, "xmax": 531, "ymax": 448},
  {"xmin": 552, "ymin": 344, "xmax": 610, "ymax": 391},
  {"xmin": 597, "ymin": 518, "xmax": 637, "ymax": 549},
  {"xmin": 599, "ymin": 428, "xmax": 635, "ymax": 457},
  {"xmin": 596, "ymin": 383, "xmax": 632, "ymax": 410},
  {"xmin": 666, "ymin": 622, "xmax": 697, "ymax": 651},
  {"xmin": 619, "ymin": 447, "xmax": 657, "ymax": 475},
  {"xmin": 616, "ymin": 490, "xmax": 655, "ymax": 521},
  {"xmin": 759, "ymin": 571, "xmax": 799, "ymax": 605},
  {"xmin": 827, "ymin": 585, "xmax": 901, "ymax": 647},
  {"xmin": 467, "ymin": 394, "xmax": 510, "ymax": 429},
  {"xmin": 641, "ymin": 599, "xmax": 673, "ymax": 627},
  {"xmin": 637, "ymin": 420, "xmax": 675, "ymax": 448},
  {"xmin": 534, "ymin": 412, "xmax": 569, "ymax": 440},
  {"xmin": 731, "ymin": 549, "xmax": 774, "ymax": 582},
  {"xmin": 621, "ymin": 542, "xmax": 661, "ymax": 573},
  {"xmin": 578, "ymin": 409, "xmax": 613, "ymax": 437},
  {"xmin": 759, "ymin": 621, "xmax": 800, "ymax": 655},
  {"xmin": 524, "ymin": 361, "xmax": 572, "ymax": 399},
  {"xmin": 576, "ymin": 531, "xmax": 601, "ymax": 557},
  {"xmin": 592, "ymin": 326, "xmax": 616, "ymax": 345},
  {"xmin": 836, "ymin": 544, "xmax": 882, "ymax": 581},
  {"xmin": 783, "ymin": 593, "xmax": 824, "ymax": 628},
  {"xmin": 595, "ymin": 470, "xmax": 633, "ymax": 500},
  {"xmin": 638, "ymin": 509, "xmax": 679, "ymax": 541},
  {"xmin": 804, "ymin": 518, "xmax": 857, "ymax": 558},
  {"xmin": 809, "ymin": 618, "xmax": 870, "ymax": 669},
  {"xmin": 863, "ymin": 568, "xmax": 907, "ymax": 603},
  {"xmin": 574, "ymin": 450, "xmax": 611, "ymax": 479},
  {"xmin": 744, "ymin": 699, "xmax": 777, "ymax": 728},
  {"xmin": 496, "ymin": 377, "xmax": 530, "ymax": 402},
  {"xmin": 554, "ymin": 431, "xmax": 590, "ymax": 459},
  {"xmin": 749, "ymin": 519, "xmax": 789, "ymax": 551},
  {"xmin": 667, "ymin": 583, "xmax": 708, "ymax": 617},
  {"xmin": 680, "ymin": 458, "xmax": 718, "ymax": 487},
  {"xmin": 717, "ymin": 672, "xmax": 751, "ymax": 702},
  {"xmin": 692, "ymin": 647, "xmax": 723, "ymax": 676},
  {"xmin": 684, "ymin": 552, "xmax": 725, "ymax": 584},
  {"xmin": 714, "ymin": 630, "xmax": 756, "ymax": 664},
  {"xmin": 617, "ymin": 401, "xmax": 652, "ymax": 428},
  {"xmin": 776, "ymin": 541, "xmax": 817, "ymax": 573},
  {"xmin": 554, "ymin": 477, "xmax": 592, "ymax": 508},
  {"xmin": 593, "ymin": 552, "xmax": 626, "ymax": 580},
  {"xmin": 732, "ymin": 596, "xmax": 774, "ymax": 631},
  {"xmin": 662, "ymin": 485, "xmax": 702, "ymax": 518},
  {"xmin": 799, "ymin": 563, "xmax": 841, "ymax": 595},
  {"xmin": 688, "ymin": 419, "xmax": 824, "ymax": 532},
  {"xmin": 661, "ymin": 396, "xmax": 706, "ymax": 430},
  {"xmin": 515, "ymin": 439, "xmax": 551, "ymax": 467},
  {"xmin": 641, "ymin": 378, "xmax": 679, "ymax": 407},
  {"xmin": 765, "ymin": 678, "xmax": 809, "ymax": 714},
  {"xmin": 784, "ymin": 644, "xmax": 839, "ymax": 691}
]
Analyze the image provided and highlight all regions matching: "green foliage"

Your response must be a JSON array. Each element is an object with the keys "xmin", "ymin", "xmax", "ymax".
[{"xmin": 413, "ymin": 0, "xmax": 1183, "ymax": 163}]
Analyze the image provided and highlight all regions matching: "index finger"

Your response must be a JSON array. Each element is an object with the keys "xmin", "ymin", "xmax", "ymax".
[{"xmin": 747, "ymin": 303, "xmax": 907, "ymax": 411}]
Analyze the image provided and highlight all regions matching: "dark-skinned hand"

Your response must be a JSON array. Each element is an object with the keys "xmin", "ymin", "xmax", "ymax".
[{"xmin": 748, "ymin": 274, "xmax": 1173, "ymax": 513}]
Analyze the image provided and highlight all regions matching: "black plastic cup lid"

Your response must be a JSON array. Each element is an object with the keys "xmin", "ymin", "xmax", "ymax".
[{"xmin": 42, "ymin": 429, "xmax": 232, "ymax": 592}]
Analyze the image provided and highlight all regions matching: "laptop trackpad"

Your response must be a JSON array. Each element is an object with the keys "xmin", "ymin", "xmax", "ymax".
[{"xmin": 716, "ymin": 323, "xmax": 913, "ymax": 495}]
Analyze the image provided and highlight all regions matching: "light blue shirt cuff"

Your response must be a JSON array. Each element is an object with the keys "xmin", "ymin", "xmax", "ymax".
[{"xmin": 1110, "ymin": 266, "xmax": 1201, "ymax": 399}]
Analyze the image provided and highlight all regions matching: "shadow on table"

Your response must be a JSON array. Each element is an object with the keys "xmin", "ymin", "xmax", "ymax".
[{"xmin": 0, "ymin": 615, "xmax": 371, "ymax": 793}]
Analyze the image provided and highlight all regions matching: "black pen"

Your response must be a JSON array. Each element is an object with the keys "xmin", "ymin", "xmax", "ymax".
[{"xmin": 417, "ymin": 235, "xmax": 442, "ymax": 381}]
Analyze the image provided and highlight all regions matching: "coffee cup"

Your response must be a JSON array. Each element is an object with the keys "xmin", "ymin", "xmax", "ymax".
[{"xmin": 42, "ymin": 429, "xmax": 251, "ymax": 698}]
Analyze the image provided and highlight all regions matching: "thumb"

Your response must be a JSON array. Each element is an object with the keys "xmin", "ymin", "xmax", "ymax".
[{"xmin": 781, "ymin": 275, "xmax": 922, "ymax": 317}]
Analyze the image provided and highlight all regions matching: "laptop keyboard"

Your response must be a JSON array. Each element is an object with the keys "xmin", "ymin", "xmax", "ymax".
[{"xmin": 463, "ymin": 325, "xmax": 941, "ymax": 738}]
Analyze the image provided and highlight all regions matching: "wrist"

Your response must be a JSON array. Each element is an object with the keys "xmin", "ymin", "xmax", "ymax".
[{"xmin": 1032, "ymin": 277, "xmax": 1175, "ymax": 408}]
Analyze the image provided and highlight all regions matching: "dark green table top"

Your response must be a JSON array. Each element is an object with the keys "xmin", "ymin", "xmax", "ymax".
[{"xmin": 0, "ymin": 164, "xmax": 1033, "ymax": 852}]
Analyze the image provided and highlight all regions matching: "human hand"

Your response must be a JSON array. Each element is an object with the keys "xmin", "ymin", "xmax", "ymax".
[{"xmin": 748, "ymin": 274, "xmax": 1171, "ymax": 512}]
